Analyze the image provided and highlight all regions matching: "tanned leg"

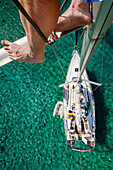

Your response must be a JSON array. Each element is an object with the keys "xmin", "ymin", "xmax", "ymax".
[
  {"xmin": 1, "ymin": 0, "xmax": 60, "ymax": 63},
  {"xmin": 55, "ymin": 0, "xmax": 91, "ymax": 32}
]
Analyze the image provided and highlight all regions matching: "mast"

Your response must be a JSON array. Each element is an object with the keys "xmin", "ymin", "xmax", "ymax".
[{"xmin": 78, "ymin": 1, "xmax": 113, "ymax": 81}]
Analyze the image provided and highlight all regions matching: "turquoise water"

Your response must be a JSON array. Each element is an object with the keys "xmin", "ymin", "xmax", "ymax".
[{"xmin": 0, "ymin": 0, "xmax": 113, "ymax": 169}]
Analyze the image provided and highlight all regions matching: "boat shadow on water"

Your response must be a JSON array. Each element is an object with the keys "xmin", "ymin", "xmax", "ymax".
[{"xmin": 87, "ymin": 70, "xmax": 108, "ymax": 144}]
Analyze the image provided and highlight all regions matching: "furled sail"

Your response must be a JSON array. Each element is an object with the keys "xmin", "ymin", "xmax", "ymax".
[{"xmin": 79, "ymin": 1, "xmax": 113, "ymax": 80}]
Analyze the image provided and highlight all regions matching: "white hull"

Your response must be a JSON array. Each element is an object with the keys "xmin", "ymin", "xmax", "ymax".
[{"xmin": 53, "ymin": 50, "xmax": 96, "ymax": 151}]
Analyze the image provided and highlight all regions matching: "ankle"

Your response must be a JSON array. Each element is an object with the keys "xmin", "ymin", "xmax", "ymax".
[{"xmin": 29, "ymin": 46, "xmax": 45, "ymax": 63}]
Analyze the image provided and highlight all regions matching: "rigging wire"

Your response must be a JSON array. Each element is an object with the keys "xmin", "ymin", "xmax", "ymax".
[
  {"xmin": 0, "ymin": 78, "xmax": 32, "ymax": 84},
  {"xmin": 0, "ymin": 28, "xmax": 112, "ymax": 91},
  {"xmin": 11, "ymin": 0, "xmax": 49, "ymax": 44},
  {"xmin": 51, "ymin": 44, "xmax": 66, "ymax": 78},
  {"xmin": 0, "ymin": 56, "xmax": 65, "ymax": 86},
  {"xmin": 0, "ymin": 78, "xmax": 59, "ymax": 89},
  {"xmin": 100, "ymin": 35, "xmax": 106, "ymax": 83},
  {"xmin": 0, "ymin": 29, "xmax": 86, "ymax": 86},
  {"xmin": 1, "ymin": 72, "xmax": 112, "ymax": 90},
  {"xmin": 93, "ymin": 73, "xmax": 113, "ymax": 92},
  {"xmin": 74, "ymin": 29, "xmax": 86, "ymax": 52},
  {"xmin": 103, "ymin": 83, "xmax": 113, "ymax": 85},
  {"xmin": 60, "ymin": 0, "xmax": 69, "ymax": 13},
  {"xmin": 51, "ymin": 28, "xmax": 86, "ymax": 80}
]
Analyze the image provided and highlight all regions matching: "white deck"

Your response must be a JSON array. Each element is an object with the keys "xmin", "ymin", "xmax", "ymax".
[
  {"xmin": 0, "ymin": 36, "xmax": 27, "ymax": 67},
  {"xmin": 62, "ymin": 50, "xmax": 95, "ymax": 145}
]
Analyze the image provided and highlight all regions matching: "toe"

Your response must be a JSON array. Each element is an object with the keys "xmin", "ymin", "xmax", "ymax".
[
  {"xmin": 7, "ymin": 50, "xmax": 12, "ymax": 54},
  {"xmin": 4, "ymin": 46, "xmax": 11, "ymax": 51},
  {"xmin": 9, "ymin": 55, "xmax": 15, "ymax": 60},
  {"xmin": 9, "ymin": 55, "xmax": 21, "ymax": 61},
  {"xmin": 8, "ymin": 53, "xmax": 12, "ymax": 56},
  {"xmin": 9, "ymin": 56, "xmax": 14, "ymax": 59},
  {"xmin": 1, "ymin": 40, "xmax": 12, "ymax": 46}
]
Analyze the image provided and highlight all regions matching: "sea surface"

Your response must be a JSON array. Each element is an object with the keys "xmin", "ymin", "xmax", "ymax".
[{"xmin": 0, "ymin": 0, "xmax": 113, "ymax": 170}]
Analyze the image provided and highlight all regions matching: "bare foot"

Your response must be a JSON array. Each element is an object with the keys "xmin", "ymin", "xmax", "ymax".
[
  {"xmin": 55, "ymin": 4, "xmax": 91, "ymax": 32},
  {"xmin": 1, "ymin": 40, "xmax": 45, "ymax": 63}
]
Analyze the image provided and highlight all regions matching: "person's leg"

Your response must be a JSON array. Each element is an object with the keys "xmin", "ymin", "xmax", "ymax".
[
  {"xmin": 55, "ymin": 0, "xmax": 91, "ymax": 32},
  {"xmin": 1, "ymin": 0, "xmax": 60, "ymax": 63}
]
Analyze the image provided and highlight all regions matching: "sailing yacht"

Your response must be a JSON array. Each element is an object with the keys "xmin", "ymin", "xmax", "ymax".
[
  {"xmin": 0, "ymin": 0, "xmax": 113, "ymax": 151},
  {"xmin": 53, "ymin": 1, "xmax": 113, "ymax": 151},
  {"xmin": 53, "ymin": 50, "xmax": 96, "ymax": 151}
]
